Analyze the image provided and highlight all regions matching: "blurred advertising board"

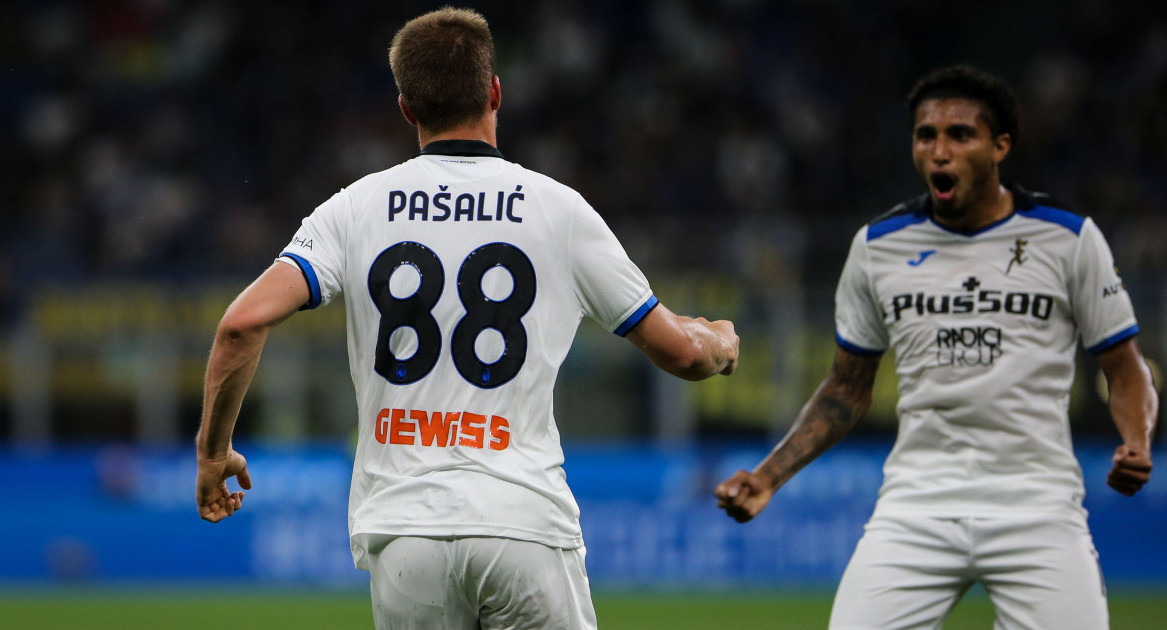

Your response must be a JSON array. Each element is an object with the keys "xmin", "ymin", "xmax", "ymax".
[{"xmin": 1, "ymin": 441, "xmax": 1163, "ymax": 588}]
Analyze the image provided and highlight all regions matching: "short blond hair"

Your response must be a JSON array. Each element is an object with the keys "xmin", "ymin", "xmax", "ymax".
[{"xmin": 389, "ymin": 7, "xmax": 496, "ymax": 133}]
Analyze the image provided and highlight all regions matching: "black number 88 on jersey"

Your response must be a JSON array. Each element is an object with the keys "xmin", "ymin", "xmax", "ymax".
[{"xmin": 367, "ymin": 241, "xmax": 536, "ymax": 389}]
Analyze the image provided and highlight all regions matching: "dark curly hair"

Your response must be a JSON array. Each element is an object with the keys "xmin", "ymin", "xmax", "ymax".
[{"xmin": 907, "ymin": 65, "xmax": 1019, "ymax": 143}]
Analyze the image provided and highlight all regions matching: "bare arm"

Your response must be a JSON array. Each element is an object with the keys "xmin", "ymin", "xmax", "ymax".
[
  {"xmin": 623, "ymin": 303, "xmax": 739, "ymax": 380},
  {"xmin": 1097, "ymin": 338, "xmax": 1158, "ymax": 496},
  {"xmin": 715, "ymin": 347, "xmax": 880, "ymax": 522},
  {"xmin": 195, "ymin": 262, "xmax": 310, "ymax": 522}
]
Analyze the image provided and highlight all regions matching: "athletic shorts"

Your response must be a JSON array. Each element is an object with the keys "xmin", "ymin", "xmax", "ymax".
[
  {"xmin": 366, "ymin": 535, "xmax": 597, "ymax": 630},
  {"xmin": 829, "ymin": 513, "xmax": 1108, "ymax": 630}
]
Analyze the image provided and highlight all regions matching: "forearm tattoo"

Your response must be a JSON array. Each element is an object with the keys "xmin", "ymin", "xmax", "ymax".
[{"xmin": 756, "ymin": 354, "xmax": 878, "ymax": 487}]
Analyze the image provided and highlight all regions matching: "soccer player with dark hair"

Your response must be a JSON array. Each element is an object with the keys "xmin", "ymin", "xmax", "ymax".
[
  {"xmin": 195, "ymin": 7, "xmax": 739, "ymax": 629},
  {"xmin": 716, "ymin": 64, "xmax": 1156, "ymax": 629}
]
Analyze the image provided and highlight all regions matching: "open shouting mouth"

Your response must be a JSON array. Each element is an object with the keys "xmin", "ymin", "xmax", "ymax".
[{"xmin": 930, "ymin": 172, "xmax": 957, "ymax": 203}]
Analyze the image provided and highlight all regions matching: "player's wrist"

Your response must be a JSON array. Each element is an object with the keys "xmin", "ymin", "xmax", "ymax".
[
  {"xmin": 1119, "ymin": 441, "xmax": 1150, "ymax": 456},
  {"xmin": 750, "ymin": 466, "xmax": 780, "ymax": 492},
  {"xmin": 195, "ymin": 439, "xmax": 232, "ymax": 462}
]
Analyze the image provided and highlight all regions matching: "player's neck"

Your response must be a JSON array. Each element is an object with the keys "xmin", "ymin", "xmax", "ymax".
[
  {"xmin": 417, "ymin": 114, "xmax": 498, "ymax": 150},
  {"xmin": 934, "ymin": 183, "xmax": 1014, "ymax": 233}
]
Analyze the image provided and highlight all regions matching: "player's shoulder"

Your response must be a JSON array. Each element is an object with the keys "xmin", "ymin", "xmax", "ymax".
[
  {"xmin": 336, "ymin": 159, "xmax": 438, "ymax": 213},
  {"xmin": 506, "ymin": 160, "xmax": 588, "ymax": 205},
  {"xmin": 1009, "ymin": 183, "xmax": 1086, "ymax": 236},
  {"xmin": 863, "ymin": 193, "xmax": 931, "ymax": 242},
  {"xmin": 352, "ymin": 160, "xmax": 415, "ymax": 189},
  {"xmin": 494, "ymin": 160, "xmax": 600, "ymax": 231}
]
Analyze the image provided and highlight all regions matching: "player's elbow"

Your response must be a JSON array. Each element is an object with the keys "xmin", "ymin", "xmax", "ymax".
[
  {"xmin": 825, "ymin": 381, "xmax": 873, "ymax": 429},
  {"xmin": 851, "ymin": 391, "xmax": 874, "ymax": 422},
  {"xmin": 216, "ymin": 304, "xmax": 275, "ymax": 343}
]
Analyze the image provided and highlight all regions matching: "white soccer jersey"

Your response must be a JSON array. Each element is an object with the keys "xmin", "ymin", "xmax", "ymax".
[
  {"xmin": 276, "ymin": 140, "xmax": 657, "ymax": 569},
  {"xmin": 835, "ymin": 185, "xmax": 1138, "ymax": 517}
]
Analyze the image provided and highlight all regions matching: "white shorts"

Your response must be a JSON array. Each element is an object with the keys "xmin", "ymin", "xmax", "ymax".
[
  {"xmin": 829, "ymin": 513, "xmax": 1108, "ymax": 630},
  {"xmin": 366, "ymin": 535, "xmax": 597, "ymax": 630}
]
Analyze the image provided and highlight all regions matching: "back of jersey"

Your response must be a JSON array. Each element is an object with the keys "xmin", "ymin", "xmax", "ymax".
[{"xmin": 277, "ymin": 140, "xmax": 657, "ymax": 567}]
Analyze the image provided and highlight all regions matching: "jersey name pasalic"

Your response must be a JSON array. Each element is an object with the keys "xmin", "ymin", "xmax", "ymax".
[{"xmin": 387, "ymin": 185, "xmax": 526, "ymax": 223}]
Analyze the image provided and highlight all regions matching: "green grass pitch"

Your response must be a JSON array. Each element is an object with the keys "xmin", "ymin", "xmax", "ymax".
[{"xmin": 1, "ymin": 589, "xmax": 1164, "ymax": 629}]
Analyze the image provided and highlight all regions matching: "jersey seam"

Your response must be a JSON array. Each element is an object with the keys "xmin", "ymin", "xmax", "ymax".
[
  {"xmin": 1068, "ymin": 217, "xmax": 1089, "ymax": 321},
  {"xmin": 341, "ymin": 186, "xmax": 356, "ymax": 284},
  {"xmin": 565, "ymin": 193, "xmax": 587, "ymax": 321},
  {"xmin": 859, "ymin": 228, "xmax": 886, "ymax": 352}
]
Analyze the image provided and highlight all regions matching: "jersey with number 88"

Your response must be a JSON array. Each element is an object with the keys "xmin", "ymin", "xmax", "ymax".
[
  {"xmin": 367, "ymin": 240, "xmax": 536, "ymax": 389},
  {"xmin": 276, "ymin": 141, "xmax": 656, "ymax": 569}
]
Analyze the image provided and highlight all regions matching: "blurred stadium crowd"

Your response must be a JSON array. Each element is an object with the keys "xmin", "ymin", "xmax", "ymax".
[{"xmin": 2, "ymin": 0, "xmax": 1165, "ymax": 439}]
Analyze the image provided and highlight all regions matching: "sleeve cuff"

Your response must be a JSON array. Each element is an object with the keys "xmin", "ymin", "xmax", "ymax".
[
  {"xmin": 1086, "ymin": 324, "xmax": 1139, "ymax": 354},
  {"xmin": 614, "ymin": 295, "xmax": 660, "ymax": 337},
  {"xmin": 279, "ymin": 252, "xmax": 323, "ymax": 310},
  {"xmin": 835, "ymin": 332, "xmax": 885, "ymax": 357}
]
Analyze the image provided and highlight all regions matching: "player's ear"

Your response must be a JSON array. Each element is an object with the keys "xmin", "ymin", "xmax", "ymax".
[
  {"xmin": 489, "ymin": 75, "xmax": 501, "ymax": 112},
  {"xmin": 398, "ymin": 94, "xmax": 419, "ymax": 127},
  {"xmin": 992, "ymin": 132, "xmax": 1011, "ymax": 164}
]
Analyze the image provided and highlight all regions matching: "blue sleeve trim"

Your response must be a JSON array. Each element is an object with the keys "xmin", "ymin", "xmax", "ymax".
[
  {"xmin": 867, "ymin": 212, "xmax": 928, "ymax": 241},
  {"xmin": 1086, "ymin": 324, "xmax": 1139, "ymax": 354},
  {"xmin": 1019, "ymin": 205, "xmax": 1084, "ymax": 235},
  {"xmin": 835, "ymin": 332, "xmax": 885, "ymax": 357},
  {"xmin": 280, "ymin": 252, "xmax": 323, "ymax": 310},
  {"xmin": 614, "ymin": 295, "xmax": 660, "ymax": 337}
]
